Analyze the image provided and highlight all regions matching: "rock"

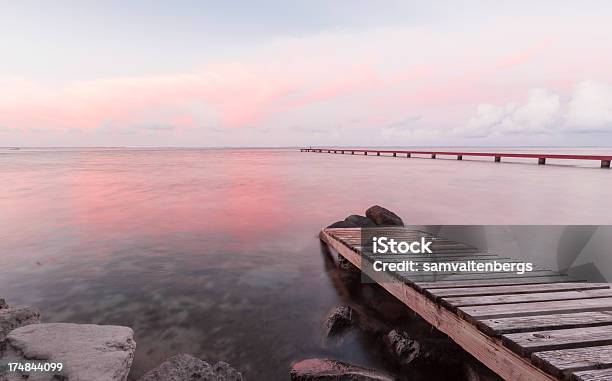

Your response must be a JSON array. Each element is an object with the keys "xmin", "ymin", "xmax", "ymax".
[
  {"xmin": 0, "ymin": 305, "xmax": 41, "ymax": 343},
  {"xmin": 2, "ymin": 323, "xmax": 135, "ymax": 381},
  {"xmin": 324, "ymin": 305, "xmax": 354, "ymax": 337},
  {"xmin": 384, "ymin": 329, "xmax": 420, "ymax": 366},
  {"xmin": 327, "ymin": 220, "xmax": 358, "ymax": 228},
  {"xmin": 365, "ymin": 206, "xmax": 404, "ymax": 226},
  {"xmin": 344, "ymin": 215, "xmax": 377, "ymax": 227},
  {"xmin": 290, "ymin": 358, "xmax": 395, "ymax": 381},
  {"xmin": 0, "ymin": 299, "xmax": 7, "ymax": 309},
  {"xmin": 139, "ymin": 353, "xmax": 242, "ymax": 381},
  {"xmin": 211, "ymin": 361, "xmax": 243, "ymax": 380}
]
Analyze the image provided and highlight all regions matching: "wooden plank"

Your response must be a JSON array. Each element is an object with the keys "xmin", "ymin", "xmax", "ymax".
[
  {"xmin": 572, "ymin": 368, "xmax": 612, "ymax": 381},
  {"xmin": 428, "ymin": 283, "xmax": 610, "ymax": 299},
  {"xmin": 320, "ymin": 229, "xmax": 558, "ymax": 381},
  {"xmin": 403, "ymin": 270, "xmax": 561, "ymax": 283},
  {"xmin": 532, "ymin": 345, "xmax": 612, "ymax": 378},
  {"xmin": 416, "ymin": 275, "xmax": 576, "ymax": 290},
  {"xmin": 365, "ymin": 254, "xmax": 501, "ymax": 261},
  {"xmin": 444, "ymin": 289, "xmax": 612, "ymax": 307},
  {"xmin": 502, "ymin": 326, "xmax": 612, "ymax": 356},
  {"xmin": 459, "ymin": 297, "xmax": 612, "ymax": 321},
  {"xmin": 478, "ymin": 312, "xmax": 612, "ymax": 336}
]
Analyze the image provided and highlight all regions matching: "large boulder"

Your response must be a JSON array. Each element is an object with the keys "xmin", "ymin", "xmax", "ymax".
[
  {"xmin": 290, "ymin": 358, "xmax": 395, "ymax": 381},
  {"xmin": 324, "ymin": 305, "xmax": 354, "ymax": 337},
  {"xmin": 1, "ymin": 323, "xmax": 135, "ymax": 381},
  {"xmin": 365, "ymin": 206, "xmax": 404, "ymax": 226},
  {"xmin": 384, "ymin": 329, "xmax": 421, "ymax": 366},
  {"xmin": 327, "ymin": 220, "xmax": 357, "ymax": 228},
  {"xmin": 327, "ymin": 215, "xmax": 378, "ymax": 229},
  {"xmin": 344, "ymin": 215, "xmax": 377, "ymax": 228},
  {"xmin": 0, "ymin": 305, "xmax": 41, "ymax": 343},
  {"xmin": 139, "ymin": 353, "xmax": 242, "ymax": 381}
]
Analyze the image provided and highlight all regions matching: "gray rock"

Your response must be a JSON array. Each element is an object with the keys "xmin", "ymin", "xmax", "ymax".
[
  {"xmin": 211, "ymin": 361, "xmax": 243, "ymax": 380},
  {"xmin": 2, "ymin": 323, "xmax": 135, "ymax": 381},
  {"xmin": 365, "ymin": 206, "xmax": 404, "ymax": 226},
  {"xmin": 324, "ymin": 305, "xmax": 354, "ymax": 337},
  {"xmin": 384, "ymin": 329, "xmax": 420, "ymax": 366},
  {"xmin": 139, "ymin": 353, "xmax": 242, "ymax": 381},
  {"xmin": 327, "ymin": 220, "xmax": 358, "ymax": 228},
  {"xmin": 0, "ymin": 305, "xmax": 41, "ymax": 343},
  {"xmin": 290, "ymin": 358, "xmax": 395, "ymax": 381},
  {"xmin": 0, "ymin": 299, "xmax": 7, "ymax": 309},
  {"xmin": 344, "ymin": 215, "xmax": 377, "ymax": 227}
]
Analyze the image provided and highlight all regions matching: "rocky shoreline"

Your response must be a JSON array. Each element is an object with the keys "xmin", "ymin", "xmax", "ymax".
[
  {"xmin": 289, "ymin": 205, "xmax": 501, "ymax": 381},
  {"xmin": 2, "ymin": 205, "xmax": 499, "ymax": 380},
  {"xmin": 0, "ymin": 299, "xmax": 242, "ymax": 381}
]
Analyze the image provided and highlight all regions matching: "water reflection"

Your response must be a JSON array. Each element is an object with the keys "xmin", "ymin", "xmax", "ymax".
[{"xmin": 1, "ymin": 148, "xmax": 610, "ymax": 379}]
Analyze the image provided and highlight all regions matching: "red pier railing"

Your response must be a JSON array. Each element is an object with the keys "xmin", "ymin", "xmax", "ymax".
[{"xmin": 300, "ymin": 148, "xmax": 612, "ymax": 168}]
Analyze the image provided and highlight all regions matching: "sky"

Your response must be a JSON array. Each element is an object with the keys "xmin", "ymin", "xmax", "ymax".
[{"xmin": 2, "ymin": 0, "xmax": 612, "ymax": 147}]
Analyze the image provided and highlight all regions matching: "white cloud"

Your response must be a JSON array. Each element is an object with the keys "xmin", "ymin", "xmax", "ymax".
[
  {"xmin": 462, "ymin": 89, "xmax": 560, "ymax": 137},
  {"xmin": 566, "ymin": 81, "xmax": 612, "ymax": 131}
]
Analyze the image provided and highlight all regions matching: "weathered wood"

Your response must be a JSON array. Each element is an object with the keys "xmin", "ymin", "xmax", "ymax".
[
  {"xmin": 403, "ymin": 271, "xmax": 563, "ymax": 283},
  {"xmin": 320, "ymin": 229, "xmax": 558, "ymax": 381},
  {"xmin": 503, "ymin": 326, "xmax": 612, "ymax": 356},
  {"xmin": 459, "ymin": 297, "xmax": 612, "ymax": 321},
  {"xmin": 444, "ymin": 289, "xmax": 612, "ymax": 307},
  {"xmin": 321, "ymin": 227, "xmax": 611, "ymax": 381},
  {"xmin": 428, "ymin": 283, "xmax": 610, "ymax": 299},
  {"xmin": 478, "ymin": 311, "xmax": 612, "ymax": 336},
  {"xmin": 572, "ymin": 368, "xmax": 612, "ymax": 381},
  {"xmin": 417, "ymin": 276, "xmax": 576, "ymax": 290},
  {"xmin": 532, "ymin": 344, "xmax": 612, "ymax": 378}
]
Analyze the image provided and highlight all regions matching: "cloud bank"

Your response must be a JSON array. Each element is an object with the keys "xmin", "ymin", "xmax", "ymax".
[{"xmin": 1, "ymin": 6, "xmax": 612, "ymax": 146}]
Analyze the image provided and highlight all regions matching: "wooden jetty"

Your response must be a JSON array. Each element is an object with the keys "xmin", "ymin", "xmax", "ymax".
[
  {"xmin": 301, "ymin": 148, "xmax": 612, "ymax": 168},
  {"xmin": 320, "ymin": 226, "xmax": 612, "ymax": 381}
]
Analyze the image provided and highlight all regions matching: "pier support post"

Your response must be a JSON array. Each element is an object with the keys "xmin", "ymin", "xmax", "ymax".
[
  {"xmin": 364, "ymin": 152, "xmax": 367, "ymax": 155},
  {"xmin": 602, "ymin": 160, "xmax": 611, "ymax": 168},
  {"xmin": 351, "ymin": 151, "xmax": 354, "ymax": 155},
  {"xmin": 457, "ymin": 155, "xmax": 462, "ymax": 160},
  {"xmin": 377, "ymin": 152, "xmax": 380, "ymax": 156},
  {"xmin": 407, "ymin": 153, "xmax": 411, "ymax": 158},
  {"xmin": 538, "ymin": 158, "xmax": 546, "ymax": 165},
  {"xmin": 393, "ymin": 152, "xmax": 396, "ymax": 157},
  {"xmin": 341, "ymin": 150, "xmax": 344, "ymax": 154},
  {"xmin": 431, "ymin": 154, "xmax": 436, "ymax": 159},
  {"xmin": 495, "ymin": 156, "xmax": 501, "ymax": 162}
]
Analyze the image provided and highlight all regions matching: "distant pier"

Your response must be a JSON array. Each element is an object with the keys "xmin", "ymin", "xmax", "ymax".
[{"xmin": 300, "ymin": 148, "xmax": 612, "ymax": 168}]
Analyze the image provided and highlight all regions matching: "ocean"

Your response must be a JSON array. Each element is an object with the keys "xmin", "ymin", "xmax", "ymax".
[{"xmin": 1, "ymin": 147, "xmax": 611, "ymax": 379}]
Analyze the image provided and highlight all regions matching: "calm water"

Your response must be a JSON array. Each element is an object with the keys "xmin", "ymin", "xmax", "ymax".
[{"xmin": 1, "ymin": 147, "xmax": 612, "ymax": 379}]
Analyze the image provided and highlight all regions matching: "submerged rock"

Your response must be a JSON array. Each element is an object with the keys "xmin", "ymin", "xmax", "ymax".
[
  {"xmin": 365, "ymin": 206, "xmax": 404, "ymax": 226},
  {"xmin": 139, "ymin": 353, "xmax": 242, "ymax": 381},
  {"xmin": 290, "ymin": 358, "xmax": 395, "ymax": 381},
  {"xmin": 2, "ymin": 323, "xmax": 135, "ymax": 381},
  {"xmin": 384, "ymin": 329, "xmax": 421, "ymax": 366},
  {"xmin": 324, "ymin": 305, "xmax": 355, "ymax": 337},
  {"xmin": 0, "ymin": 305, "xmax": 41, "ymax": 343}
]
